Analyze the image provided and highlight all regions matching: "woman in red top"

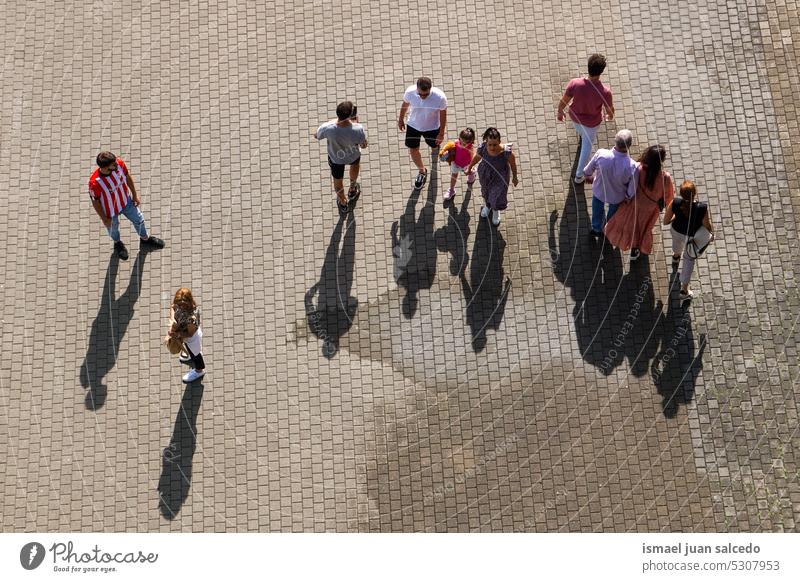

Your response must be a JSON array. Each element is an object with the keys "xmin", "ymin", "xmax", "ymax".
[{"xmin": 604, "ymin": 145, "xmax": 674, "ymax": 261}]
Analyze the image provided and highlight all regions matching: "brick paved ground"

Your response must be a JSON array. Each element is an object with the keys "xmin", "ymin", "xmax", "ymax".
[{"xmin": 0, "ymin": 0, "xmax": 798, "ymax": 531}]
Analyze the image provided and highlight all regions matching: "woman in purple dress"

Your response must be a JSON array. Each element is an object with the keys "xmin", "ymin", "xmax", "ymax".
[{"xmin": 466, "ymin": 127, "xmax": 519, "ymax": 225}]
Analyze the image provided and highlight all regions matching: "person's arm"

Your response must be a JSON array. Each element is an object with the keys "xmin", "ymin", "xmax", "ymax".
[
  {"xmin": 126, "ymin": 172, "xmax": 140, "ymax": 206},
  {"xmin": 436, "ymin": 108, "xmax": 447, "ymax": 146},
  {"xmin": 466, "ymin": 153, "xmax": 482, "ymax": 174},
  {"xmin": 557, "ymin": 93, "xmax": 571, "ymax": 121},
  {"xmin": 663, "ymin": 203, "xmax": 674, "ymax": 226},
  {"xmin": 583, "ymin": 153, "xmax": 598, "ymax": 179},
  {"xmin": 509, "ymin": 151, "xmax": 519, "ymax": 186},
  {"xmin": 603, "ymin": 90, "xmax": 614, "ymax": 121},
  {"xmin": 91, "ymin": 197, "xmax": 111, "ymax": 227},
  {"xmin": 626, "ymin": 166, "xmax": 637, "ymax": 200},
  {"xmin": 702, "ymin": 210, "xmax": 714, "ymax": 238},
  {"xmin": 360, "ymin": 127, "xmax": 368, "ymax": 149},
  {"xmin": 398, "ymin": 101, "xmax": 409, "ymax": 131}
]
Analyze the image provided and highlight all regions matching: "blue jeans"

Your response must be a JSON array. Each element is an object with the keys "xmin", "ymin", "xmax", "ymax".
[
  {"xmin": 592, "ymin": 196, "xmax": 619, "ymax": 233},
  {"xmin": 107, "ymin": 198, "xmax": 148, "ymax": 242},
  {"xmin": 574, "ymin": 122, "xmax": 599, "ymax": 178}
]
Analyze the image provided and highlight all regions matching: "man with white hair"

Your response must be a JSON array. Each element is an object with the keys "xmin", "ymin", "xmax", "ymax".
[{"xmin": 582, "ymin": 129, "xmax": 637, "ymax": 240}]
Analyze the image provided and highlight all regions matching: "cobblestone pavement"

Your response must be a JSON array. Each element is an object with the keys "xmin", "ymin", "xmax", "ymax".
[{"xmin": 1, "ymin": 0, "xmax": 798, "ymax": 532}]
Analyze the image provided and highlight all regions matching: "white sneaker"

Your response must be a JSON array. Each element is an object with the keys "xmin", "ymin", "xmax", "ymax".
[
  {"xmin": 182, "ymin": 368, "xmax": 206, "ymax": 383},
  {"xmin": 178, "ymin": 351, "xmax": 191, "ymax": 364},
  {"xmin": 444, "ymin": 187, "xmax": 455, "ymax": 200},
  {"xmin": 480, "ymin": 206, "xmax": 490, "ymax": 218},
  {"xmin": 492, "ymin": 210, "xmax": 502, "ymax": 225}
]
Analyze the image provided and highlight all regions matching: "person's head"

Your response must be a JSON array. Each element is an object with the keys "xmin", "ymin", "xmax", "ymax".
[
  {"xmin": 639, "ymin": 145, "xmax": 667, "ymax": 188},
  {"xmin": 614, "ymin": 129, "xmax": 633, "ymax": 152},
  {"xmin": 173, "ymin": 287, "xmax": 196, "ymax": 312},
  {"xmin": 459, "ymin": 127, "xmax": 476, "ymax": 147},
  {"xmin": 416, "ymin": 76, "xmax": 433, "ymax": 99},
  {"xmin": 679, "ymin": 180, "xmax": 697, "ymax": 203},
  {"xmin": 96, "ymin": 151, "xmax": 118, "ymax": 175},
  {"xmin": 482, "ymin": 127, "xmax": 502, "ymax": 154},
  {"xmin": 336, "ymin": 100, "xmax": 355, "ymax": 121},
  {"xmin": 587, "ymin": 53, "xmax": 607, "ymax": 77}
]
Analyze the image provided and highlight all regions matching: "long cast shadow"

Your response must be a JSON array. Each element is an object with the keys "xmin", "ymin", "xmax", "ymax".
[
  {"xmin": 79, "ymin": 249, "xmax": 149, "ymax": 410},
  {"xmin": 305, "ymin": 212, "xmax": 358, "ymax": 358},
  {"xmin": 548, "ymin": 142, "xmax": 667, "ymax": 376},
  {"xmin": 435, "ymin": 184, "xmax": 472, "ymax": 278},
  {"xmin": 392, "ymin": 162, "xmax": 438, "ymax": 319},
  {"xmin": 460, "ymin": 218, "xmax": 511, "ymax": 352},
  {"xmin": 651, "ymin": 270, "xmax": 706, "ymax": 418},
  {"xmin": 157, "ymin": 380, "xmax": 205, "ymax": 519}
]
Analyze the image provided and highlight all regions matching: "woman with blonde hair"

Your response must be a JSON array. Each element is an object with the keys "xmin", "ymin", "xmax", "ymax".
[
  {"xmin": 164, "ymin": 287, "xmax": 206, "ymax": 382},
  {"xmin": 663, "ymin": 180, "xmax": 715, "ymax": 300}
]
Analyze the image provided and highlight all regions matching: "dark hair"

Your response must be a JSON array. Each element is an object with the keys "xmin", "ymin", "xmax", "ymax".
[
  {"xmin": 96, "ymin": 151, "xmax": 117, "ymax": 168},
  {"xmin": 587, "ymin": 53, "xmax": 607, "ymax": 77},
  {"xmin": 336, "ymin": 101, "xmax": 354, "ymax": 121},
  {"xmin": 482, "ymin": 127, "xmax": 501, "ymax": 141},
  {"xmin": 459, "ymin": 127, "xmax": 476, "ymax": 142},
  {"xmin": 679, "ymin": 180, "xmax": 697, "ymax": 213},
  {"xmin": 638, "ymin": 145, "xmax": 667, "ymax": 189},
  {"xmin": 416, "ymin": 76, "xmax": 432, "ymax": 91}
]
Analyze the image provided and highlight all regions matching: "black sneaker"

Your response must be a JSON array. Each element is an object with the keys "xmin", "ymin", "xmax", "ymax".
[
  {"xmin": 141, "ymin": 235, "xmax": 165, "ymax": 249},
  {"xmin": 414, "ymin": 170, "xmax": 428, "ymax": 190},
  {"xmin": 114, "ymin": 241, "xmax": 129, "ymax": 261},
  {"xmin": 348, "ymin": 182, "xmax": 361, "ymax": 203},
  {"xmin": 630, "ymin": 248, "xmax": 641, "ymax": 262}
]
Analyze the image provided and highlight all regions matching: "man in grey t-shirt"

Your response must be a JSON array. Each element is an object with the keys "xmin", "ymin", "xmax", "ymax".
[{"xmin": 315, "ymin": 100, "xmax": 368, "ymax": 215}]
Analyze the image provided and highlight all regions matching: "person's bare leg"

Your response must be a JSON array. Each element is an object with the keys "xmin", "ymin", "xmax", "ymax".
[
  {"xmin": 333, "ymin": 177, "xmax": 346, "ymax": 205},
  {"xmin": 349, "ymin": 163, "xmax": 360, "ymax": 187},
  {"xmin": 409, "ymin": 148, "xmax": 425, "ymax": 173},
  {"xmin": 450, "ymin": 173, "xmax": 458, "ymax": 189}
]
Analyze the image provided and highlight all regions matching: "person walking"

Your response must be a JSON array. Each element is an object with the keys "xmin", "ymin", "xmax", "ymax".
[
  {"xmin": 583, "ymin": 129, "xmax": 636, "ymax": 240},
  {"xmin": 465, "ymin": 127, "xmax": 519, "ymax": 226},
  {"xmin": 398, "ymin": 76, "xmax": 448, "ymax": 190},
  {"xmin": 663, "ymin": 180, "xmax": 715, "ymax": 300},
  {"xmin": 439, "ymin": 127, "xmax": 477, "ymax": 201},
  {"xmin": 604, "ymin": 145, "xmax": 674, "ymax": 261},
  {"xmin": 557, "ymin": 54, "xmax": 614, "ymax": 184},
  {"xmin": 88, "ymin": 151, "xmax": 165, "ymax": 260},
  {"xmin": 164, "ymin": 288, "xmax": 207, "ymax": 383},
  {"xmin": 315, "ymin": 100, "xmax": 368, "ymax": 216}
]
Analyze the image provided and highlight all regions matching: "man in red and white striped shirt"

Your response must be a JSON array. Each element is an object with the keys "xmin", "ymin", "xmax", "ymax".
[{"xmin": 88, "ymin": 151, "xmax": 164, "ymax": 260}]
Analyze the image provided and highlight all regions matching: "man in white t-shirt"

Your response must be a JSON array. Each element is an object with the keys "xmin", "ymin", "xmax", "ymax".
[{"xmin": 397, "ymin": 76, "xmax": 448, "ymax": 190}]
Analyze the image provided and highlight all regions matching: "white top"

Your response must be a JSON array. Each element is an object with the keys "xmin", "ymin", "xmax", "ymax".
[{"xmin": 403, "ymin": 85, "xmax": 448, "ymax": 132}]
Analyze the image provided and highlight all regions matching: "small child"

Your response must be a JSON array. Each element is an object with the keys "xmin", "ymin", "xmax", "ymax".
[
  {"xmin": 439, "ymin": 127, "xmax": 477, "ymax": 201},
  {"xmin": 465, "ymin": 127, "xmax": 519, "ymax": 226}
]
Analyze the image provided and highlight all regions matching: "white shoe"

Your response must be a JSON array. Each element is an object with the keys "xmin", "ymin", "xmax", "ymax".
[
  {"xmin": 182, "ymin": 369, "xmax": 206, "ymax": 383},
  {"xmin": 178, "ymin": 351, "xmax": 191, "ymax": 364},
  {"xmin": 480, "ymin": 206, "xmax": 490, "ymax": 218},
  {"xmin": 492, "ymin": 210, "xmax": 502, "ymax": 225}
]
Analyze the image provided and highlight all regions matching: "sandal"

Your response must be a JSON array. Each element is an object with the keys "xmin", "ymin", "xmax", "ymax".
[{"xmin": 337, "ymin": 199, "xmax": 349, "ymax": 216}]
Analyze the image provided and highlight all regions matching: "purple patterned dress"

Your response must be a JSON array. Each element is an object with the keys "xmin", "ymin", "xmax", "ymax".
[{"xmin": 477, "ymin": 142, "xmax": 512, "ymax": 211}]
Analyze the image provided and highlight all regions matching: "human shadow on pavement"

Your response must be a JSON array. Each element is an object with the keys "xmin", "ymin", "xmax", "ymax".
[
  {"xmin": 392, "ymin": 162, "xmax": 438, "ymax": 319},
  {"xmin": 157, "ymin": 380, "xmax": 204, "ymax": 519},
  {"xmin": 460, "ymin": 217, "xmax": 511, "ymax": 352},
  {"xmin": 651, "ymin": 270, "xmax": 706, "ymax": 418},
  {"xmin": 79, "ymin": 249, "xmax": 149, "ymax": 410},
  {"xmin": 305, "ymin": 212, "xmax": 358, "ymax": 358},
  {"xmin": 435, "ymin": 184, "xmax": 472, "ymax": 278}
]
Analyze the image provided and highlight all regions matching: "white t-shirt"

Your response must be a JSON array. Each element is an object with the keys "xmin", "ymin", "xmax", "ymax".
[{"xmin": 403, "ymin": 85, "xmax": 448, "ymax": 132}]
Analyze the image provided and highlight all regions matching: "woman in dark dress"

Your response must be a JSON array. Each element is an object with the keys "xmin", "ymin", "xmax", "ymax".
[{"xmin": 466, "ymin": 127, "xmax": 519, "ymax": 226}]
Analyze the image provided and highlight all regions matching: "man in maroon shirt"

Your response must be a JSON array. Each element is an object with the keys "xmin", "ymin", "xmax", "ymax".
[{"xmin": 557, "ymin": 54, "xmax": 615, "ymax": 184}]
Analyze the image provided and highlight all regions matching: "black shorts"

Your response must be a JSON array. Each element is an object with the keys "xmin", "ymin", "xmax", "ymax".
[
  {"xmin": 328, "ymin": 156, "xmax": 360, "ymax": 180},
  {"xmin": 405, "ymin": 125, "xmax": 439, "ymax": 149}
]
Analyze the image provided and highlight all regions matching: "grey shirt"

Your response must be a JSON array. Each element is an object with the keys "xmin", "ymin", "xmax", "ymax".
[{"xmin": 316, "ymin": 121, "xmax": 366, "ymax": 165}]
